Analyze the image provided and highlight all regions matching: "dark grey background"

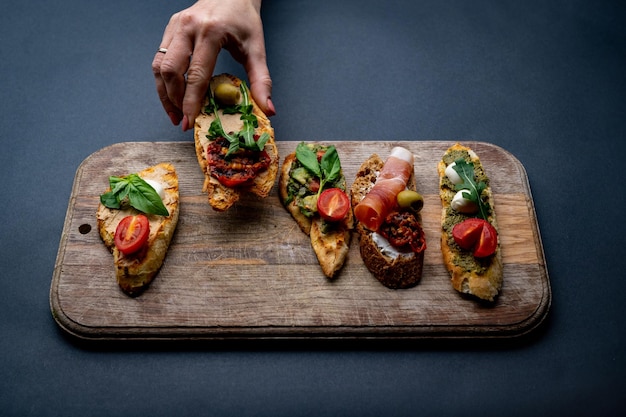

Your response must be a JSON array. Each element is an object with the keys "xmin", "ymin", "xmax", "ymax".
[{"xmin": 1, "ymin": 0, "xmax": 624, "ymax": 416}]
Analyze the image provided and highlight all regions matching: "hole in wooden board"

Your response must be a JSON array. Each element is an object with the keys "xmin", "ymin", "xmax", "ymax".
[{"xmin": 78, "ymin": 224, "xmax": 92, "ymax": 234}]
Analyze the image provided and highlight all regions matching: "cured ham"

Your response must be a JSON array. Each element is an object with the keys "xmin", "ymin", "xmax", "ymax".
[{"xmin": 354, "ymin": 147, "xmax": 414, "ymax": 231}]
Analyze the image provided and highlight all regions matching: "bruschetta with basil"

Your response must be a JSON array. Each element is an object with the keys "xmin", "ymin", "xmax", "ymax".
[
  {"xmin": 96, "ymin": 163, "xmax": 180, "ymax": 296},
  {"xmin": 438, "ymin": 143, "xmax": 503, "ymax": 301},
  {"xmin": 194, "ymin": 73, "xmax": 279, "ymax": 211},
  {"xmin": 279, "ymin": 142, "xmax": 353, "ymax": 278}
]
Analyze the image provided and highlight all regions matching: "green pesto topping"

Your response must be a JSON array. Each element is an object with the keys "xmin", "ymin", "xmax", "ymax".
[{"xmin": 442, "ymin": 148, "xmax": 494, "ymax": 273}]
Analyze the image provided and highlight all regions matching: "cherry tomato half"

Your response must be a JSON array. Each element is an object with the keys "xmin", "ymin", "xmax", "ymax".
[
  {"xmin": 114, "ymin": 214, "xmax": 150, "ymax": 255},
  {"xmin": 452, "ymin": 218, "xmax": 498, "ymax": 258},
  {"xmin": 317, "ymin": 188, "xmax": 350, "ymax": 222},
  {"xmin": 214, "ymin": 173, "xmax": 255, "ymax": 188}
]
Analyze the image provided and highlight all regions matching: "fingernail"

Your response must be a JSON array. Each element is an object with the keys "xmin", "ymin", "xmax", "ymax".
[
  {"xmin": 182, "ymin": 115, "xmax": 189, "ymax": 131},
  {"xmin": 168, "ymin": 112, "xmax": 181, "ymax": 126},
  {"xmin": 266, "ymin": 98, "xmax": 276, "ymax": 116}
]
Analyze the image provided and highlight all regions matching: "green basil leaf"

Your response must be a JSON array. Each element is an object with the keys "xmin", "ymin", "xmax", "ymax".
[
  {"xmin": 295, "ymin": 142, "xmax": 321, "ymax": 177},
  {"xmin": 126, "ymin": 174, "xmax": 169, "ymax": 216},
  {"xmin": 100, "ymin": 190, "xmax": 121, "ymax": 209},
  {"xmin": 320, "ymin": 145, "xmax": 341, "ymax": 185},
  {"xmin": 99, "ymin": 176, "xmax": 129, "ymax": 209}
]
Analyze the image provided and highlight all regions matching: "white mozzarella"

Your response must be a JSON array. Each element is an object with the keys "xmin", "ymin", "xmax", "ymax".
[
  {"xmin": 445, "ymin": 162, "xmax": 463, "ymax": 185},
  {"xmin": 144, "ymin": 179, "xmax": 165, "ymax": 200},
  {"xmin": 451, "ymin": 190, "xmax": 478, "ymax": 213}
]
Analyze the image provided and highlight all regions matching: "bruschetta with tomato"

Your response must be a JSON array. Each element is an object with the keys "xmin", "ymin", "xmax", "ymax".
[
  {"xmin": 279, "ymin": 142, "xmax": 353, "ymax": 278},
  {"xmin": 438, "ymin": 143, "xmax": 503, "ymax": 301},
  {"xmin": 194, "ymin": 73, "xmax": 279, "ymax": 211},
  {"xmin": 96, "ymin": 163, "xmax": 180, "ymax": 296},
  {"xmin": 351, "ymin": 147, "xmax": 426, "ymax": 289}
]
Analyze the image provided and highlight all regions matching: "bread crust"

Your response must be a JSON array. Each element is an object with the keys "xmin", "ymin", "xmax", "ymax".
[
  {"xmin": 350, "ymin": 154, "xmax": 425, "ymax": 289},
  {"xmin": 278, "ymin": 145, "xmax": 353, "ymax": 278},
  {"xmin": 96, "ymin": 163, "xmax": 180, "ymax": 296},
  {"xmin": 438, "ymin": 143, "xmax": 503, "ymax": 301},
  {"xmin": 194, "ymin": 73, "xmax": 278, "ymax": 211}
]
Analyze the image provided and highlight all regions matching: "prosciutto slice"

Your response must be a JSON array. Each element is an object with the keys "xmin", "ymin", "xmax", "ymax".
[{"xmin": 354, "ymin": 147, "xmax": 414, "ymax": 231}]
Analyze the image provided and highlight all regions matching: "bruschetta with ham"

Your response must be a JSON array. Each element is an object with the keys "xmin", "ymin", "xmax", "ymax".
[{"xmin": 351, "ymin": 147, "xmax": 426, "ymax": 289}]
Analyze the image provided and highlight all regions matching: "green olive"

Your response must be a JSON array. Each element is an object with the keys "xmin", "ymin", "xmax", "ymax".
[
  {"xmin": 214, "ymin": 83, "xmax": 241, "ymax": 106},
  {"xmin": 397, "ymin": 190, "xmax": 424, "ymax": 212}
]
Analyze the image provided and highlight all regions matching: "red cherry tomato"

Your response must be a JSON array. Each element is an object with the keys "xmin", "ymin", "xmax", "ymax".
[
  {"xmin": 452, "ymin": 218, "xmax": 498, "ymax": 258},
  {"xmin": 317, "ymin": 188, "xmax": 350, "ymax": 222},
  {"xmin": 114, "ymin": 215, "xmax": 150, "ymax": 255},
  {"xmin": 473, "ymin": 220, "xmax": 498, "ymax": 257},
  {"xmin": 214, "ymin": 173, "xmax": 254, "ymax": 188},
  {"xmin": 452, "ymin": 218, "xmax": 485, "ymax": 250}
]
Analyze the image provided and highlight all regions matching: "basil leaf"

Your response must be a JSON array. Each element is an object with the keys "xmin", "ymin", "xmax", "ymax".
[
  {"xmin": 126, "ymin": 174, "xmax": 169, "ymax": 216},
  {"xmin": 100, "ymin": 190, "xmax": 121, "ymax": 209},
  {"xmin": 320, "ymin": 145, "xmax": 341, "ymax": 185},
  {"xmin": 295, "ymin": 143, "xmax": 321, "ymax": 177},
  {"xmin": 99, "ymin": 176, "xmax": 129, "ymax": 209}
]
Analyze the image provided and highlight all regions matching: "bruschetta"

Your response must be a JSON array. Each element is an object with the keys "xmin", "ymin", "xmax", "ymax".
[
  {"xmin": 194, "ymin": 73, "xmax": 279, "ymax": 211},
  {"xmin": 279, "ymin": 142, "xmax": 353, "ymax": 278},
  {"xmin": 351, "ymin": 147, "xmax": 426, "ymax": 289},
  {"xmin": 96, "ymin": 163, "xmax": 180, "ymax": 296},
  {"xmin": 438, "ymin": 143, "xmax": 503, "ymax": 301}
]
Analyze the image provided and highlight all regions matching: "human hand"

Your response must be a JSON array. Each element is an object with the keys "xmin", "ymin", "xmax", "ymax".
[{"xmin": 152, "ymin": 0, "xmax": 274, "ymax": 131}]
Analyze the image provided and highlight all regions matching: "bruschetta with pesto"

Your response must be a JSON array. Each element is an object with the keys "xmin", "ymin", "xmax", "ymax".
[{"xmin": 438, "ymin": 143, "xmax": 503, "ymax": 301}]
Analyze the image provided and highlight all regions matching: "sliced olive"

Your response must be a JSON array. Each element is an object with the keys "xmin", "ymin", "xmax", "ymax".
[
  {"xmin": 214, "ymin": 83, "xmax": 241, "ymax": 106},
  {"xmin": 397, "ymin": 190, "xmax": 424, "ymax": 212}
]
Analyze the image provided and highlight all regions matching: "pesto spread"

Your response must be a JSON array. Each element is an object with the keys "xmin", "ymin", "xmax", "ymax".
[{"xmin": 441, "ymin": 149, "xmax": 495, "ymax": 273}]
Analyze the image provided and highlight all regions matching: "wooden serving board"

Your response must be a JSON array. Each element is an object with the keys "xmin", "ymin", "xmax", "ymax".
[{"xmin": 50, "ymin": 141, "xmax": 550, "ymax": 340}]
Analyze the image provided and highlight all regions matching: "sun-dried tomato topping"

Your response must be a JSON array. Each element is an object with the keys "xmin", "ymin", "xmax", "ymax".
[
  {"xmin": 379, "ymin": 210, "xmax": 427, "ymax": 253},
  {"xmin": 206, "ymin": 136, "xmax": 271, "ymax": 187}
]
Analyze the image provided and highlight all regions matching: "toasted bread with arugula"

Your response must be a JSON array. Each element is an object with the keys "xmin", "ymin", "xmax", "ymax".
[{"xmin": 194, "ymin": 73, "xmax": 278, "ymax": 212}]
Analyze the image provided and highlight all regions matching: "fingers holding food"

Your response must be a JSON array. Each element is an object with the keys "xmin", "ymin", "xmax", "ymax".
[{"xmin": 194, "ymin": 73, "xmax": 278, "ymax": 211}]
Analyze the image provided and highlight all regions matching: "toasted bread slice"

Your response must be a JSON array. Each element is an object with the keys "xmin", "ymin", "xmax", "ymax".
[
  {"xmin": 438, "ymin": 143, "xmax": 503, "ymax": 301},
  {"xmin": 279, "ymin": 153, "xmax": 312, "ymax": 235},
  {"xmin": 96, "ymin": 163, "xmax": 180, "ymax": 296},
  {"xmin": 351, "ymin": 154, "xmax": 425, "ymax": 289},
  {"xmin": 194, "ymin": 73, "xmax": 278, "ymax": 211},
  {"xmin": 278, "ymin": 144, "xmax": 353, "ymax": 278}
]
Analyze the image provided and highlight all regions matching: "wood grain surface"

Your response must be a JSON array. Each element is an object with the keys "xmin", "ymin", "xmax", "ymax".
[{"xmin": 50, "ymin": 141, "xmax": 550, "ymax": 340}]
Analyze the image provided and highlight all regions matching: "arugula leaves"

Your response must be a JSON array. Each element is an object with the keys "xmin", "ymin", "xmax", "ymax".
[
  {"xmin": 295, "ymin": 142, "xmax": 341, "ymax": 196},
  {"xmin": 452, "ymin": 158, "xmax": 490, "ymax": 220},
  {"xmin": 206, "ymin": 81, "xmax": 270, "ymax": 158},
  {"xmin": 100, "ymin": 174, "xmax": 169, "ymax": 216}
]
